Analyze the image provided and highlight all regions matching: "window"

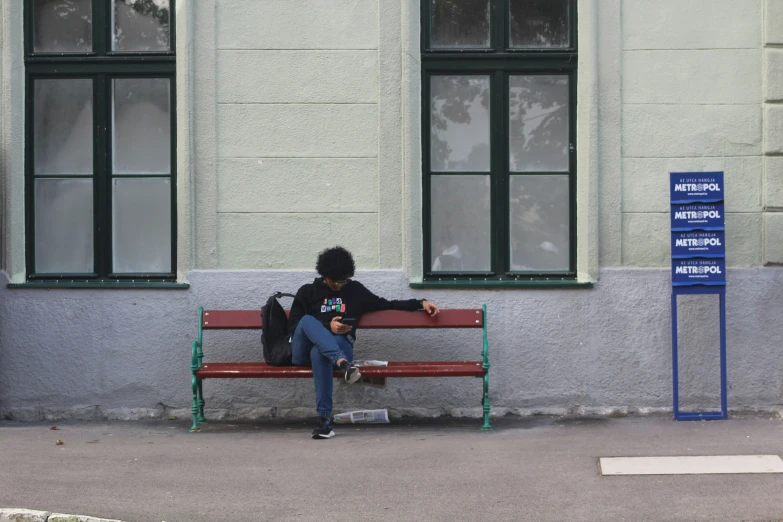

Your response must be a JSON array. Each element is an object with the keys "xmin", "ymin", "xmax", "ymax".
[
  {"xmin": 422, "ymin": 0, "xmax": 576, "ymax": 281},
  {"xmin": 24, "ymin": 0, "xmax": 176, "ymax": 282}
]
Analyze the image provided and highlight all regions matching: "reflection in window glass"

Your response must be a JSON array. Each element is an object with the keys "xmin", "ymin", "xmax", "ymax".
[
  {"xmin": 112, "ymin": 78, "xmax": 171, "ymax": 174},
  {"xmin": 112, "ymin": 178, "xmax": 171, "ymax": 273},
  {"xmin": 35, "ymin": 179, "xmax": 94, "ymax": 273},
  {"xmin": 509, "ymin": 175, "xmax": 569, "ymax": 272},
  {"xmin": 509, "ymin": 0, "xmax": 569, "ymax": 48},
  {"xmin": 509, "ymin": 75, "xmax": 569, "ymax": 172},
  {"xmin": 113, "ymin": 0, "xmax": 171, "ymax": 52},
  {"xmin": 431, "ymin": 0, "xmax": 490, "ymax": 49},
  {"xmin": 34, "ymin": 79, "xmax": 93, "ymax": 175},
  {"xmin": 431, "ymin": 76, "xmax": 491, "ymax": 172},
  {"xmin": 34, "ymin": 0, "xmax": 93, "ymax": 53},
  {"xmin": 431, "ymin": 175, "xmax": 491, "ymax": 272}
]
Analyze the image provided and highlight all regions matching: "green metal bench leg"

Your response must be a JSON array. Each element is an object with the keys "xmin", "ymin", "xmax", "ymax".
[
  {"xmin": 480, "ymin": 304, "xmax": 493, "ymax": 431},
  {"xmin": 190, "ymin": 374, "xmax": 200, "ymax": 432},
  {"xmin": 190, "ymin": 335, "xmax": 202, "ymax": 432},
  {"xmin": 481, "ymin": 371, "xmax": 492, "ymax": 431},
  {"xmin": 197, "ymin": 379, "xmax": 206, "ymax": 422}
]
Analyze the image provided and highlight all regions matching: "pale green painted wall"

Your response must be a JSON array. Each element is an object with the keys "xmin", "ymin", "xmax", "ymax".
[
  {"xmin": 619, "ymin": 0, "xmax": 766, "ymax": 268},
  {"xmin": 0, "ymin": 0, "xmax": 24, "ymax": 280},
  {"xmin": 211, "ymin": 0, "xmax": 387, "ymax": 270},
  {"xmin": 764, "ymin": 0, "xmax": 783, "ymax": 263}
]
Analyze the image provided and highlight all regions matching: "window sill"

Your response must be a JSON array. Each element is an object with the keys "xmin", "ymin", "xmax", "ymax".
[
  {"xmin": 8, "ymin": 281, "xmax": 190, "ymax": 290},
  {"xmin": 410, "ymin": 280, "xmax": 594, "ymax": 289}
]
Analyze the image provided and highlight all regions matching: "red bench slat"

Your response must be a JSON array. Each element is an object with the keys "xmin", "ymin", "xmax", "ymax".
[
  {"xmin": 201, "ymin": 309, "xmax": 483, "ymax": 329},
  {"xmin": 196, "ymin": 361, "xmax": 484, "ymax": 379}
]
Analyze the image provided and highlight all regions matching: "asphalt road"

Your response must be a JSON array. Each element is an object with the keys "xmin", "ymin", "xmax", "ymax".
[{"xmin": 1, "ymin": 414, "xmax": 782, "ymax": 522}]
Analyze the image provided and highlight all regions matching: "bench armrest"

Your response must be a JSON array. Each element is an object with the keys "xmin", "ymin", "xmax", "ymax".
[
  {"xmin": 192, "ymin": 306, "xmax": 205, "ymax": 371},
  {"xmin": 191, "ymin": 341, "xmax": 200, "ymax": 371}
]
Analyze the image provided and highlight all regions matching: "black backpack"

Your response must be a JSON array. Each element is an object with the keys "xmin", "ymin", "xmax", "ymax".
[{"xmin": 261, "ymin": 292, "xmax": 299, "ymax": 366}]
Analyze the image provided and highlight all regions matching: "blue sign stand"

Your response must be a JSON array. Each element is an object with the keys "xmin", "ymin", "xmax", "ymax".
[
  {"xmin": 670, "ymin": 172, "xmax": 728, "ymax": 421},
  {"xmin": 671, "ymin": 286, "xmax": 727, "ymax": 420}
]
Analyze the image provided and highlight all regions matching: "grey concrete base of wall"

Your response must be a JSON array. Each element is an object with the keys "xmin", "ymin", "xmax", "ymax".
[{"xmin": 1, "ymin": 268, "xmax": 782, "ymax": 421}]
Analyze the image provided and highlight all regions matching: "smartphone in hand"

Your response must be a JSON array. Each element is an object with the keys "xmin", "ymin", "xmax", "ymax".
[{"xmin": 340, "ymin": 317, "xmax": 357, "ymax": 326}]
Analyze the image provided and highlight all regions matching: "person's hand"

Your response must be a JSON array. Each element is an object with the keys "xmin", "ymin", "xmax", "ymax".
[
  {"xmin": 330, "ymin": 316, "xmax": 352, "ymax": 334},
  {"xmin": 422, "ymin": 300, "xmax": 440, "ymax": 316}
]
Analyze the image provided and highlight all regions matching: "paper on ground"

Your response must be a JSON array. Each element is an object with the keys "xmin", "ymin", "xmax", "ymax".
[
  {"xmin": 334, "ymin": 409, "xmax": 390, "ymax": 424},
  {"xmin": 599, "ymin": 455, "xmax": 783, "ymax": 476}
]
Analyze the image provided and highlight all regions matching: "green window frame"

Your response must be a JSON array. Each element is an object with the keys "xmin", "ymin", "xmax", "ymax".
[
  {"xmin": 24, "ymin": 0, "xmax": 176, "ymax": 283},
  {"xmin": 422, "ymin": 0, "xmax": 577, "ymax": 282}
]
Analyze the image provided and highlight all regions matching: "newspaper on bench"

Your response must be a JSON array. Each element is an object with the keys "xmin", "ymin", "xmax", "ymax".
[{"xmin": 353, "ymin": 360, "xmax": 388, "ymax": 367}]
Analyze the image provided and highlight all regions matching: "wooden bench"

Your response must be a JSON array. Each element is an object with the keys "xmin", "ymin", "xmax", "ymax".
[{"xmin": 189, "ymin": 305, "xmax": 491, "ymax": 432}]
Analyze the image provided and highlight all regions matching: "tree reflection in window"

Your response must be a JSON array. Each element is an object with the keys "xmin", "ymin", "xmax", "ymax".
[
  {"xmin": 113, "ymin": 0, "xmax": 170, "ymax": 52},
  {"xmin": 509, "ymin": 0, "xmax": 569, "ymax": 49},
  {"xmin": 430, "ymin": 76, "xmax": 490, "ymax": 172},
  {"xmin": 431, "ymin": 0, "xmax": 490, "ymax": 49},
  {"xmin": 509, "ymin": 75, "xmax": 569, "ymax": 172}
]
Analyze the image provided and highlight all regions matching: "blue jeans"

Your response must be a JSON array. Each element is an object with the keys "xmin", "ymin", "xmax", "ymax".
[{"xmin": 291, "ymin": 315, "xmax": 354, "ymax": 418}]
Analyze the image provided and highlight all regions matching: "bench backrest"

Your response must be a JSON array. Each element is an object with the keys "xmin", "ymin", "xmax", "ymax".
[{"xmin": 201, "ymin": 309, "xmax": 484, "ymax": 329}]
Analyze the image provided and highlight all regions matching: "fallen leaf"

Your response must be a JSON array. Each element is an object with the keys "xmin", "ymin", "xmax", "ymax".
[
  {"xmin": 50, "ymin": 426, "xmax": 60, "ymax": 430},
  {"xmin": 55, "ymin": 440, "xmax": 64, "ymax": 445},
  {"xmin": 168, "ymin": 416, "xmax": 177, "ymax": 421}
]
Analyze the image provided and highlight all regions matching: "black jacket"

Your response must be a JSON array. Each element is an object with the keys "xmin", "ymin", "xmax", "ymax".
[{"xmin": 288, "ymin": 277, "xmax": 423, "ymax": 339}]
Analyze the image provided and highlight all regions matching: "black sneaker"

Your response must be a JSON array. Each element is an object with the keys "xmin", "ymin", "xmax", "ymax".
[
  {"xmin": 311, "ymin": 416, "xmax": 335, "ymax": 439},
  {"xmin": 338, "ymin": 360, "xmax": 362, "ymax": 384}
]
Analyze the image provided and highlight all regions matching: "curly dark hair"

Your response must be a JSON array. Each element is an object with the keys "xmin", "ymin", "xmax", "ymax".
[{"xmin": 315, "ymin": 246, "xmax": 356, "ymax": 280}]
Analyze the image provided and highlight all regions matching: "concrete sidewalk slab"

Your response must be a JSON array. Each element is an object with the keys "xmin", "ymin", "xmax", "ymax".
[
  {"xmin": 49, "ymin": 514, "xmax": 123, "ymax": 522},
  {"xmin": 0, "ymin": 509, "xmax": 49, "ymax": 522},
  {"xmin": 1, "ymin": 414, "xmax": 782, "ymax": 522},
  {"xmin": 0, "ymin": 509, "xmax": 122, "ymax": 522},
  {"xmin": 599, "ymin": 455, "xmax": 783, "ymax": 475}
]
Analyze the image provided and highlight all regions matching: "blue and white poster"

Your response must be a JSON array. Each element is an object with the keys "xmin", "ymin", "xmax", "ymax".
[
  {"xmin": 672, "ymin": 258, "xmax": 726, "ymax": 286},
  {"xmin": 671, "ymin": 231, "xmax": 726, "ymax": 259},
  {"xmin": 670, "ymin": 172, "xmax": 724, "ymax": 204},
  {"xmin": 670, "ymin": 203, "xmax": 725, "ymax": 231}
]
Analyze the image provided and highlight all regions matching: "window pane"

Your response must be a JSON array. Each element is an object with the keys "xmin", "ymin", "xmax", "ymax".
[
  {"xmin": 112, "ymin": 178, "xmax": 171, "ymax": 273},
  {"xmin": 431, "ymin": 0, "xmax": 489, "ymax": 49},
  {"xmin": 431, "ymin": 76, "xmax": 490, "ymax": 172},
  {"xmin": 431, "ymin": 175, "xmax": 491, "ymax": 272},
  {"xmin": 33, "ymin": 0, "xmax": 93, "ymax": 53},
  {"xmin": 34, "ymin": 79, "xmax": 93, "ymax": 175},
  {"xmin": 112, "ymin": 78, "xmax": 171, "ymax": 175},
  {"xmin": 112, "ymin": 0, "xmax": 171, "ymax": 52},
  {"xmin": 509, "ymin": 175, "xmax": 569, "ymax": 272},
  {"xmin": 509, "ymin": 75, "xmax": 569, "ymax": 172},
  {"xmin": 509, "ymin": 0, "xmax": 569, "ymax": 48},
  {"xmin": 34, "ymin": 179, "xmax": 93, "ymax": 274}
]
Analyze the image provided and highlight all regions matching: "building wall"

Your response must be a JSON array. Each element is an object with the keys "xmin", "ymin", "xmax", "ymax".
[
  {"xmin": 0, "ymin": 0, "xmax": 4, "ymax": 273},
  {"xmin": 1, "ymin": 1, "xmax": 782, "ymax": 420},
  {"xmin": 192, "ymin": 0, "xmax": 399, "ymax": 270},
  {"xmin": 191, "ymin": 0, "xmax": 776, "ymax": 273},
  {"xmin": 621, "ymin": 0, "xmax": 764, "ymax": 268},
  {"xmin": 764, "ymin": 0, "xmax": 783, "ymax": 263},
  {"xmin": 2, "ymin": 267, "xmax": 782, "ymax": 421}
]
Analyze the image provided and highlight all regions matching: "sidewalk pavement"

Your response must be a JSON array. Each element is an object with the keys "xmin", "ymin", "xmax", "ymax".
[{"xmin": 1, "ymin": 413, "xmax": 782, "ymax": 522}]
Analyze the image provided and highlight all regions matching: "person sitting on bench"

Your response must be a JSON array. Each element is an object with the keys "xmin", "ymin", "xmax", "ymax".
[{"xmin": 288, "ymin": 246, "xmax": 440, "ymax": 439}]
